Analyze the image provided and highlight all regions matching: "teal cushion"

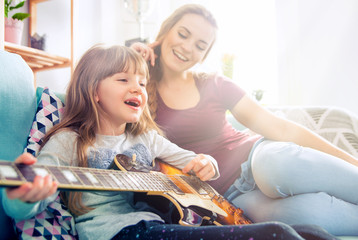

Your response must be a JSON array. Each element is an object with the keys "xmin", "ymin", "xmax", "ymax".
[
  {"xmin": 0, "ymin": 51, "xmax": 37, "ymax": 161},
  {"xmin": 0, "ymin": 50, "xmax": 37, "ymax": 239}
]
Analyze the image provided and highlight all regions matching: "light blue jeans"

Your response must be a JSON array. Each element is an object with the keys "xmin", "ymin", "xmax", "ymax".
[{"xmin": 225, "ymin": 140, "xmax": 358, "ymax": 236}]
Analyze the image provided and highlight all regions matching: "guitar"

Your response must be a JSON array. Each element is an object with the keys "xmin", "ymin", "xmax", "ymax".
[{"xmin": 0, "ymin": 154, "xmax": 252, "ymax": 227}]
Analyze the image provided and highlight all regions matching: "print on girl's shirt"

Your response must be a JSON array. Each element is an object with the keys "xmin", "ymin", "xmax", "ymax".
[{"xmin": 88, "ymin": 143, "xmax": 153, "ymax": 170}]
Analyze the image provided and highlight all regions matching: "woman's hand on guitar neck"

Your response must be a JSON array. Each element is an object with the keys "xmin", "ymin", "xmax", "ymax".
[
  {"xmin": 6, "ymin": 153, "xmax": 58, "ymax": 203},
  {"xmin": 182, "ymin": 154, "xmax": 216, "ymax": 181}
]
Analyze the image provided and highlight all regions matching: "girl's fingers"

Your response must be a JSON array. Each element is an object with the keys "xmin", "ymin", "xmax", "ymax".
[
  {"xmin": 13, "ymin": 175, "xmax": 58, "ymax": 203},
  {"xmin": 35, "ymin": 177, "xmax": 58, "ymax": 201},
  {"xmin": 20, "ymin": 175, "xmax": 45, "ymax": 202},
  {"xmin": 182, "ymin": 154, "xmax": 215, "ymax": 181},
  {"xmin": 195, "ymin": 164, "xmax": 215, "ymax": 181},
  {"xmin": 6, "ymin": 183, "xmax": 32, "ymax": 200},
  {"xmin": 14, "ymin": 153, "xmax": 37, "ymax": 165}
]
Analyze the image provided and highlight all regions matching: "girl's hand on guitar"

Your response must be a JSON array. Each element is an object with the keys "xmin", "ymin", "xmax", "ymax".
[
  {"xmin": 130, "ymin": 41, "xmax": 160, "ymax": 66},
  {"xmin": 182, "ymin": 154, "xmax": 216, "ymax": 181},
  {"xmin": 6, "ymin": 153, "xmax": 58, "ymax": 203}
]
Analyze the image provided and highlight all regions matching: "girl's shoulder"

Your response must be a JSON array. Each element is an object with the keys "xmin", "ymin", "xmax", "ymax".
[
  {"xmin": 50, "ymin": 128, "xmax": 77, "ymax": 141},
  {"xmin": 43, "ymin": 129, "xmax": 78, "ymax": 151}
]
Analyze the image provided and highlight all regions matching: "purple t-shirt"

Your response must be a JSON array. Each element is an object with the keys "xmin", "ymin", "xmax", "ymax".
[{"xmin": 155, "ymin": 73, "xmax": 261, "ymax": 194}]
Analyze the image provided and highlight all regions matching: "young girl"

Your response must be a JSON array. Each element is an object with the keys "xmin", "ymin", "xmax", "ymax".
[
  {"xmin": 131, "ymin": 4, "xmax": 358, "ymax": 236},
  {"xmin": 3, "ymin": 45, "xmax": 335, "ymax": 240}
]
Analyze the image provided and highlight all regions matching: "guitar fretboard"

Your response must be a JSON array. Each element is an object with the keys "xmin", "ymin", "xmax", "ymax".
[{"xmin": 0, "ymin": 161, "xmax": 211, "ymax": 196}]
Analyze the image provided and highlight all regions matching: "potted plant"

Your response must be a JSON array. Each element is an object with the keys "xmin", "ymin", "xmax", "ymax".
[{"xmin": 4, "ymin": 0, "xmax": 30, "ymax": 44}]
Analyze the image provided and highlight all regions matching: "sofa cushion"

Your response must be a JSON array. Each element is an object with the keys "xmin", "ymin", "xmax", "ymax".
[
  {"xmin": 25, "ymin": 87, "xmax": 65, "ymax": 156},
  {"xmin": 0, "ymin": 50, "xmax": 37, "ymax": 239},
  {"xmin": 0, "ymin": 51, "xmax": 37, "ymax": 161},
  {"xmin": 14, "ymin": 195, "xmax": 77, "ymax": 239},
  {"xmin": 271, "ymin": 106, "xmax": 358, "ymax": 157}
]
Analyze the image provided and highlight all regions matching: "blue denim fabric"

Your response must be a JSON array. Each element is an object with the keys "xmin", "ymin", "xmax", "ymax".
[{"xmin": 225, "ymin": 140, "xmax": 358, "ymax": 236}]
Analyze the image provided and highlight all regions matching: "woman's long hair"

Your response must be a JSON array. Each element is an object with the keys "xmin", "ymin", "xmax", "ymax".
[
  {"xmin": 147, "ymin": 4, "xmax": 218, "ymax": 119},
  {"xmin": 41, "ymin": 44, "xmax": 160, "ymax": 216}
]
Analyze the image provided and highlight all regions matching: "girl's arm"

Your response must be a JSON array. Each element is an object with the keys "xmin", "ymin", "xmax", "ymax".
[
  {"xmin": 182, "ymin": 154, "xmax": 217, "ymax": 181},
  {"xmin": 149, "ymin": 131, "xmax": 219, "ymax": 181},
  {"xmin": 2, "ymin": 153, "xmax": 58, "ymax": 220},
  {"xmin": 231, "ymin": 95, "xmax": 358, "ymax": 167}
]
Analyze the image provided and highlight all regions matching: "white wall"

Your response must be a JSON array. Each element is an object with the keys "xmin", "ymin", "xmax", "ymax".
[
  {"xmin": 276, "ymin": 0, "xmax": 358, "ymax": 115},
  {"xmin": 34, "ymin": 0, "xmax": 72, "ymax": 93}
]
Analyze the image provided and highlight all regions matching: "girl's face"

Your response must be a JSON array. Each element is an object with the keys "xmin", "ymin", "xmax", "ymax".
[
  {"xmin": 160, "ymin": 13, "xmax": 216, "ymax": 74},
  {"xmin": 95, "ymin": 70, "xmax": 147, "ymax": 128}
]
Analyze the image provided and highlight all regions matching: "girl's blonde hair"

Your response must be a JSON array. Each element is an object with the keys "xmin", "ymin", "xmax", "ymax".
[
  {"xmin": 147, "ymin": 4, "xmax": 218, "ymax": 119},
  {"xmin": 41, "ymin": 44, "xmax": 160, "ymax": 216}
]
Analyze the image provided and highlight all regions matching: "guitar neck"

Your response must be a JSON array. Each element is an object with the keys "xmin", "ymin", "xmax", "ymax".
[{"xmin": 0, "ymin": 161, "xmax": 185, "ymax": 194}]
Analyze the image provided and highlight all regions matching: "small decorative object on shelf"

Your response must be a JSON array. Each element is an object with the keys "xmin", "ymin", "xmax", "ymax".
[
  {"xmin": 252, "ymin": 89, "xmax": 264, "ymax": 102},
  {"xmin": 4, "ymin": 0, "xmax": 30, "ymax": 44},
  {"xmin": 31, "ymin": 33, "xmax": 46, "ymax": 50},
  {"xmin": 222, "ymin": 53, "xmax": 235, "ymax": 79}
]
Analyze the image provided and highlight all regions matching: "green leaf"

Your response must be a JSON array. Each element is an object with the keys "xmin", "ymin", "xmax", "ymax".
[
  {"xmin": 9, "ymin": 1, "xmax": 26, "ymax": 10},
  {"xmin": 5, "ymin": 8, "xmax": 9, "ymax": 18},
  {"xmin": 12, "ymin": 12, "xmax": 30, "ymax": 21}
]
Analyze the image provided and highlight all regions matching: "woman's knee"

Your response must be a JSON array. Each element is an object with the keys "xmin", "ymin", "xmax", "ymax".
[{"xmin": 251, "ymin": 141, "xmax": 306, "ymax": 197}]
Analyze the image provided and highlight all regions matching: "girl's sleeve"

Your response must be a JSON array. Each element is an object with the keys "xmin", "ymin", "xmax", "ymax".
[
  {"xmin": 1, "ymin": 189, "xmax": 58, "ymax": 220},
  {"xmin": 148, "ymin": 131, "xmax": 220, "ymax": 180},
  {"xmin": 2, "ymin": 131, "xmax": 77, "ymax": 220}
]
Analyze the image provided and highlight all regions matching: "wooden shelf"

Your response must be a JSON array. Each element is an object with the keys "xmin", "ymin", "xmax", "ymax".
[{"xmin": 4, "ymin": 41, "xmax": 71, "ymax": 72}]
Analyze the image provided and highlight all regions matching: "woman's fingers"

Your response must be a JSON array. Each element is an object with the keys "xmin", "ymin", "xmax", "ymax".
[{"xmin": 130, "ymin": 41, "xmax": 159, "ymax": 66}]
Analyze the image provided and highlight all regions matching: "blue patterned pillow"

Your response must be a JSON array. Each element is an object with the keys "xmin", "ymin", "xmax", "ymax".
[
  {"xmin": 24, "ymin": 87, "xmax": 65, "ymax": 156},
  {"xmin": 14, "ymin": 195, "xmax": 78, "ymax": 240}
]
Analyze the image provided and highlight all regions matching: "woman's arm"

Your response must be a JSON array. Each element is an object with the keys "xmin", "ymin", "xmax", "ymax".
[{"xmin": 231, "ymin": 95, "xmax": 358, "ymax": 166}]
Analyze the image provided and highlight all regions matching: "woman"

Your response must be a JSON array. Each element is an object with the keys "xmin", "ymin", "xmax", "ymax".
[{"xmin": 131, "ymin": 3, "xmax": 358, "ymax": 236}]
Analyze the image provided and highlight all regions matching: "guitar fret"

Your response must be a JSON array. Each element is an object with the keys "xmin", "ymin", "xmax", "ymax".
[
  {"xmin": 147, "ymin": 174, "xmax": 167, "ymax": 191},
  {"xmin": 61, "ymin": 167, "xmax": 82, "ymax": 185},
  {"xmin": 103, "ymin": 172, "xmax": 120, "ymax": 189},
  {"xmin": 17, "ymin": 164, "xmax": 37, "ymax": 182},
  {"xmin": 47, "ymin": 166, "xmax": 71, "ymax": 185},
  {"xmin": 119, "ymin": 172, "xmax": 138, "ymax": 190},
  {"xmin": 112, "ymin": 172, "xmax": 129, "ymax": 190},
  {"xmin": 0, "ymin": 162, "xmax": 23, "ymax": 182},
  {"xmin": 133, "ymin": 173, "xmax": 155, "ymax": 191},
  {"xmin": 95, "ymin": 170, "xmax": 114, "ymax": 189},
  {"xmin": 126, "ymin": 173, "xmax": 142, "ymax": 190},
  {"xmin": 73, "ymin": 170, "xmax": 92, "ymax": 186}
]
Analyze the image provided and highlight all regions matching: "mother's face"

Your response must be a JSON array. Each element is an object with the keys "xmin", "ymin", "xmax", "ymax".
[{"xmin": 160, "ymin": 13, "xmax": 216, "ymax": 73}]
